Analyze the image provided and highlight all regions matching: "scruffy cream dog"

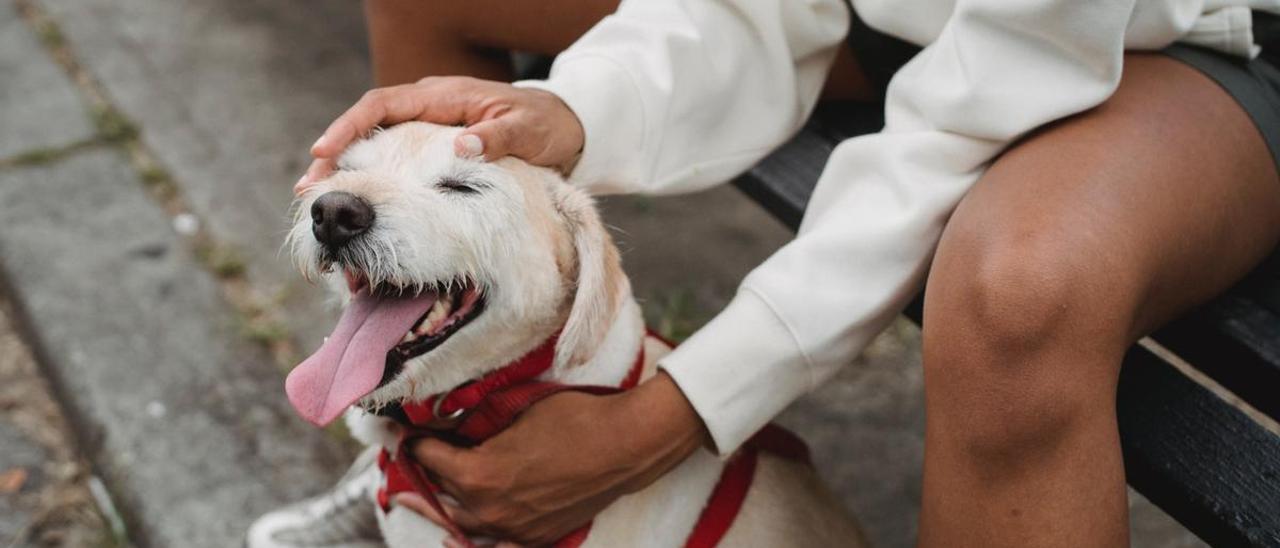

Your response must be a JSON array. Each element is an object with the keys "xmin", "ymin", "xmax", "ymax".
[{"xmin": 280, "ymin": 122, "xmax": 866, "ymax": 547}]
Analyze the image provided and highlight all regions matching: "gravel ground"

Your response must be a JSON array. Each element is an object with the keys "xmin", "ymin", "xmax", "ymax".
[{"xmin": 0, "ymin": 296, "xmax": 115, "ymax": 547}]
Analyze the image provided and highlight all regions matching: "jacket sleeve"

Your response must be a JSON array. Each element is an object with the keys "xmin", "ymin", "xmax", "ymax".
[
  {"xmin": 515, "ymin": 0, "xmax": 850, "ymax": 196},
  {"xmin": 529, "ymin": 0, "xmax": 1142, "ymax": 454}
]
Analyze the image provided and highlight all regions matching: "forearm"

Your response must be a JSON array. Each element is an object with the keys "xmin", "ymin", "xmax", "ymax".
[
  {"xmin": 662, "ymin": 0, "xmax": 1140, "ymax": 454},
  {"xmin": 516, "ymin": 0, "xmax": 849, "ymax": 196},
  {"xmin": 614, "ymin": 371, "xmax": 711, "ymax": 492}
]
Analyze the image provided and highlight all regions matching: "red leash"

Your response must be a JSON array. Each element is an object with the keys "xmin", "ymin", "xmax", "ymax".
[{"xmin": 375, "ymin": 331, "xmax": 809, "ymax": 547}]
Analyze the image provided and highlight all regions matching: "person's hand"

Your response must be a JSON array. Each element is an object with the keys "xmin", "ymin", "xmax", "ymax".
[
  {"xmin": 395, "ymin": 372, "xmax": 710, "ymax": 546},
  {"xmin": 298, "ymin": 76, "xmax": 585, "ymax": 194}
]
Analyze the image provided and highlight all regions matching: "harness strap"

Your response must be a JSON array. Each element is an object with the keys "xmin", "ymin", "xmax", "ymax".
[
  {"xmin": 684, "ymin": 447, "xmax": 757, "ymax": 548},
  {"xmin": 682, "ymin": 424, "xmax": 808, "ymax": 548},
  {"xmin": 376, "ymin": 332, "xmax": 810, "ymax": 547}
]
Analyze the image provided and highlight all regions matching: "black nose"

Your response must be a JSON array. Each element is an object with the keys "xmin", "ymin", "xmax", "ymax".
[{"xmin": 311, "ymin": 191, "xmax": 374, "ymax": 248}]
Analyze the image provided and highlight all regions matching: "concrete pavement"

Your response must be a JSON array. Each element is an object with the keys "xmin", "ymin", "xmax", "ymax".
[{"xmin": 0, "ymin": 294, "xmax": 114, "ymax": 547}]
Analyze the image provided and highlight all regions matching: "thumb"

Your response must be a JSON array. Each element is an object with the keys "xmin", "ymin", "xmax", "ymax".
[
  {"xmin": 296, "ymin": 158, "xmax": 336, "ymax": 195},
  {"xmin": 455, "ymin": 118, "xmax": 516, "ymax": 162},
  {"xmin": 392, "ymin": 492, "xmax": 448, "ymax": 524}
]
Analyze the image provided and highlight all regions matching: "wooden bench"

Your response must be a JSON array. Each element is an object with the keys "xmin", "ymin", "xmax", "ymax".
[{"xmin": 735, "ymin": 101, "xmax": 1280, "ymax": 547}]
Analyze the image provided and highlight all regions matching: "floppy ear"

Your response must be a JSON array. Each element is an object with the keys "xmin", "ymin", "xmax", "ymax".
[{"xmin": 552, "ymin": 186, "xmax": 627, "ymax": 369}]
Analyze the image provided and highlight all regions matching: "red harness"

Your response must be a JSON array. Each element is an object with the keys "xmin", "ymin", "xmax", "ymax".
[{"xmin": 374, "ymin": 331, "xmax": 808, "ymax": 548}]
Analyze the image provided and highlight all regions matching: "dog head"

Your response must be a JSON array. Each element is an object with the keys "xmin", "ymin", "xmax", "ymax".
[{"xmin": 284, "ymin": 122, "xmax": 627, "ymax": 425}]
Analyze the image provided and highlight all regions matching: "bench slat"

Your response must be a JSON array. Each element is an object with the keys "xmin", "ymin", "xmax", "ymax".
[
  {"xmin": 1155, "ymin": 293, "xmax": 1280, "ymax": 421},
  {"xmin": 1118, "ymin": 345, "xmax": 1280, "ymax": 547}
]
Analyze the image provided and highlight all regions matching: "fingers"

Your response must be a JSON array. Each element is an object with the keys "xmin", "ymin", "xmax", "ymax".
[
  {"xmin": 392, "ymin": 492, "xmax": 449, "ymax": 525},
  {"xmin": 312, "ymin": 80, "xmax": 480, "ymax": 160},
  {"xmin": 454, "ymin": 133, "xmax": 485, "ymax": 159},
  {"xmin": 394, "ymin": 491, "xmax": 499, "ymax": 542},
  {"xmin": 412, "ymin": 437, "xmax": 469, "ymax": 492},
  {"xmin": 458, "ymin": 119, "xmax": 515, "ymax": 162},
  {"xmin": 438, "ymin": 500, "xmax": 488, "ymax": 533},
  {"xmin": 410, "ymin": 439, "xmax": 512, "ymax": 536},
  {"xmin": 301, "ymin": 78, "xmax": 494, "ymax": 188},
  {"xmin": 310, "ymin": 86, "xmax": 409, "ymax": 159},
  {"xmin": 443, "ymin": 534, "xmax": 522, "ymax": 548},
  {"xmin": 442, "ymin": 537, "xmax": 469, "ymax": 548},
  {"xmin": 297, "ymin": 158, "xmax": 336, "ymax": 195},
  {"xmin": 294, "ymin": 77, "xmax": 584, "ymax": 192}
]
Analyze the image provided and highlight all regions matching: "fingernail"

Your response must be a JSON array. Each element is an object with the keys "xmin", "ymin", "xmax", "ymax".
[
  {"xmin": 457, "ymin": 134, "xmax": 483, "ymax": 158},
  {"xmin": 293, "ymin": 175, "xmax": 310, "ymax": 194},
  {"xmin": 311, "ymin": 135, "xmax": 328, "ymax": 152}
]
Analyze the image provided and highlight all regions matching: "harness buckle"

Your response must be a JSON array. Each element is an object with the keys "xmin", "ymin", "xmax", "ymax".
[{"xmin": 424, "ymin": 388, "xmax": 469, "ymax": 429}]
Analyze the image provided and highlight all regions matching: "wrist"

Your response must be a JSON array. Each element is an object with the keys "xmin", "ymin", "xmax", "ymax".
[
  {"xmin": 513, "ymin": 55, "xmax": 645, "ymax": 192},
  {"xmin": 612, "ymin": 372, "xmax": 710, "ymax": 487}
]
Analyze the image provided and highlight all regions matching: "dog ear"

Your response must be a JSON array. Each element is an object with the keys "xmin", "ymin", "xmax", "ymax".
[{"xmin": 552, "ymin": 186, "xmax": 627, "ymax": 369}]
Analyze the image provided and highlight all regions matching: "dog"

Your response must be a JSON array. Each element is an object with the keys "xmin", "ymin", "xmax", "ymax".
[{"xmin": 278, "ymin": 122, "xmax": 867, "ymax": 547}]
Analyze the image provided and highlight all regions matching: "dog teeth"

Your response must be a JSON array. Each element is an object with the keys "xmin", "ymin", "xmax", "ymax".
[{"xmin": 422, "ymin": 298, "xmax": 451, "ymax": 334}]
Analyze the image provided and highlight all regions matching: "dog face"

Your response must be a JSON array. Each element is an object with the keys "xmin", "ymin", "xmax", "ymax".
[{"xmin": 286, "ymin": 122, "xmax": 624, "ymax": 416}]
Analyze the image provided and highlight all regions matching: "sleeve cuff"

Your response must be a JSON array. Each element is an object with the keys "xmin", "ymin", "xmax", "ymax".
[
  {"xmin": 514, "ymin": 54, "xmax": 648, "ymax": 195},
  {"xmin": 657, "ymin": 288, "xmax": 813, "ymax": 456}
]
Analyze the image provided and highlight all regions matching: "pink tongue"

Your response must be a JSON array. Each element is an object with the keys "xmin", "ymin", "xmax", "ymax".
[{"xmin": 286, "ymin": 290, "xmax": 437, "ymax": 426}]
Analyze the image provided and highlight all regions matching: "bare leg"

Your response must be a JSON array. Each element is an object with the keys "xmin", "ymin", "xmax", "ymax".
[
  {"xmin": 918, "ymin": 53, "xmax": 1280, "ymax": 547},
  {"xmin": 364, "ymin": 0, "xmax": 620, "ymax": 86},
  {"xmin": 362, "ymin": 0, "xmax": 873, "ymax": 98}
]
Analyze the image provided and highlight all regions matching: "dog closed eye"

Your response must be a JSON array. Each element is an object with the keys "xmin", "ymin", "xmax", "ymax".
[{"xmin": 436, "ymin": 177, "xmax": 482, "ymax": 194}]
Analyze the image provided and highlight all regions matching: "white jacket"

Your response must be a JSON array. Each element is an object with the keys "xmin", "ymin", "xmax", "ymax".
[{"xmin": 518, "ymin": 0, "xmax": 1279, "ymax": 454}]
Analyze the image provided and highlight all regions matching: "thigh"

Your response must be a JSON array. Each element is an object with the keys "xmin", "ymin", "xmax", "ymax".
[
  {"xmin": 367, "ymin": 0, "xmax": 619, "ymax": 55},
  {"xmin": 931, "ymin": 53, "xmax": 1280, "ymax": 344},
  {"xmin": 364, "ymin": 0, "xmax": 619, "ymax": 84},
  {"xmin": 365, "ymin": 0, "xmax": 877, "ymax": 98}
]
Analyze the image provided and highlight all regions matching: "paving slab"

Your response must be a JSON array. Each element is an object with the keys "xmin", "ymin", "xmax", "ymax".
[
  {"xmin": 0, "ymin": 294, "xmax": 111, "ymax": 547},
  {"xmin": 0, "ymin": 422, "xmax": 47, "ymax": 543},
  {"xmin": 0, "ymin": 0, "xmax": 95, "ymax": 160},
  {"xmin": 33, "ymin": 0, "xmax": 371, "ymax": 351},
  {"xmin": 0, "ymin": 148, "xmax": 350, "ymax": 548}
]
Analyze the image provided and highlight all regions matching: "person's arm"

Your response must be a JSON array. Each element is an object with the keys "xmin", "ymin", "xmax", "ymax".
[
  {"xmin": 299, "ymin": 0, "xmax": 849, "ymax": 193},
  {"xmin": 519, "ymin": 0, "xmax": 1144, "ymax": 453},
  {"xmin": 513, "ymin": 0, "xmax": 850, "ymax": 195},
  {"xmin": 659, "ymin": 0, "xmax": 1142, "ymax": 452}
]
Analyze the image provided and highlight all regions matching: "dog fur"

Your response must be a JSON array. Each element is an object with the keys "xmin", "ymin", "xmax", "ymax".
[{"xmin": 288, "ymin": 122, "xmax": 867, "ymax": 547}]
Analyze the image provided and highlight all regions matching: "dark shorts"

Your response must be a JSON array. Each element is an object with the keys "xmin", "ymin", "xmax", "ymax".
[{"xmin": 845, "ymin": 9, "xmax": 1280, "ymax": 171}]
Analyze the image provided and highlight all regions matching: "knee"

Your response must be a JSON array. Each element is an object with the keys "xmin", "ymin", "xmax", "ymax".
[
  {"xmin": 922, "ymin": 225, "xmax": 1129, "ymax": 458},
  {"xmin": 928, "ymin": 218, "xmax": 1133, "ymax": 359}
]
